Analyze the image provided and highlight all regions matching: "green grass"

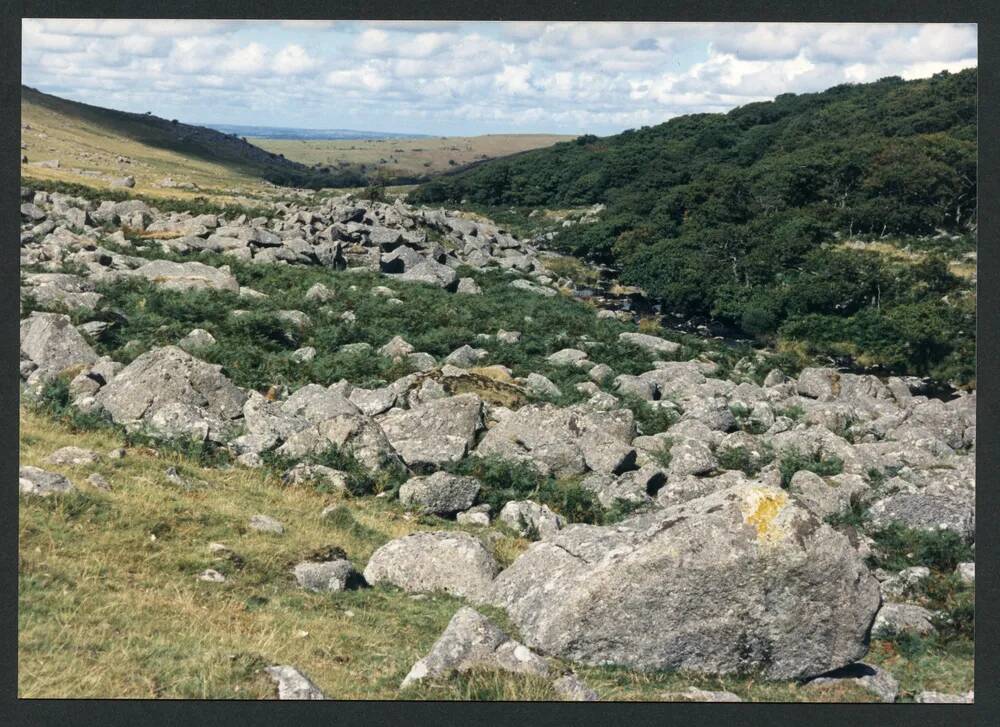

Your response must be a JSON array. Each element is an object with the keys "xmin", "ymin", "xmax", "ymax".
[{"xmin": 18, "ymin": 407, "xmax": 973, "ymax": 700}]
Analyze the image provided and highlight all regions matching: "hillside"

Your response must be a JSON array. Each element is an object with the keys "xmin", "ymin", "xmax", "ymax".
[
  {"xmin": 19, "ymin": 182, "xmax": 976, "ymax": 701},
  {"xmin": 412, "ymin": 70, "xmax": 977, "ymax": 385},
  {"xmin": 20, "ymin": 86, "xmax": 355, "ymax": 196},
  {"xmin": 252, "ymin": 134, "xmax": 576, "ymax": 183}
]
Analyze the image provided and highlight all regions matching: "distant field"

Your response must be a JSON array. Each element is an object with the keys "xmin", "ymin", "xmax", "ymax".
[{"xmin": 250, "ymin": 135, "xmax": 576, "ymax": 180}]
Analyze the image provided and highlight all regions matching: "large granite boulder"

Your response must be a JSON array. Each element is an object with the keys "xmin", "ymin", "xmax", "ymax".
[
  {"xmin": 131, "ymin": 260, "xmax": 240, "ymax": 292},
  {"xmin": 93, "ymin": 346, "xmax": 246, "ymax": 441},
  {"xmin": 489, "ymin": 483, "xmax": 880, "ymax": 680},
  {"xmin": 379, "ymin": 393, "xmax": 483, "ymax": 468}
]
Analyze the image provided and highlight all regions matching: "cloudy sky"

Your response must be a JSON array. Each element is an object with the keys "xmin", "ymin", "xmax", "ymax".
[{"xmin": 22, "ymin": 20, "xmax": 977, "ymax": 136}]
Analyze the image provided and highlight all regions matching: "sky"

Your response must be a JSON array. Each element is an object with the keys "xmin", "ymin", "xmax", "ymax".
[{"xmin": 22, "ymin": 20, "xmax": 977, "ymax": 136}]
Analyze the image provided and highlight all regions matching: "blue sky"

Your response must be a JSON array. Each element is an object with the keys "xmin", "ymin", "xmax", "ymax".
[{"xmin": 22, "ymin": 20, "xmax": 977, "ymax": 136}]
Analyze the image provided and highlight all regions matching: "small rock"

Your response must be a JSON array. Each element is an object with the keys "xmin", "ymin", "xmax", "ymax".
[
  {"xmin": 498, "ymin": 500, "xmax": 565, "ymax": 539},
  {"xmin": 379, "ymin": 335, "xmax": 414, "ymax": 358},
  {"xmin": 198, "ymin": 569, "xmax": 226, "ymax": 583},
  {"xmin": 248, "ymin": 514, "xmax": 285, "ymax": 535},
  {"xmin": 399, "ymin": 471, "xmax": 481, "ymax": 516},
  {"xmin": 915, "ymin": 690, "xmax": 974, "ymax": 703},
  {"xmin": 553, "ymin": 673, "xmax": 599, "ymax": 701},
  {"xmin": 457, "ymin": 504, "xmax": 491, "ymax": 527},
  {"xmin": 19, "ymin": 466, "xmax": 74, "ymax": 496},
  {"xmin": 293, "ymin": 559, "xmax": 358, "ymax": 593},
  {"xmin": 546, "ymin": 348, "xmax": 588, "ymax": 366},
  {"xmin": 872, "ymin": 603, "xmax": 936, "ymax": 638},
  {"xmin": 456, "ymin": 278, "xmax": 482, "ymax": 295},
  {"xmin": 805, "ymin": 662, "xmax": 899, "ymax": 703},
  {"xmin": 178, "ymin": 328, "xmax": 216, "ymax": 351},
  {"xmin": 956, "ymin": 562, "xmax": 975, "ymax": 585},
  {"xmin": 282, "ymin": 463, "xmax": 348, "ymax": 491},
  {"xmin": 264, "ymin": 665, "xmax": 326, "ymax": 700},
  {"xmin": 661, "ymin": 687, "xmax": 742, "ymax": 702},
  {"xmin": 291, "ymin": 346, "xmax": 317, "ymax": 363},
  {"xmin": 86, "ymin": 473, "xmax": 112, "ymax": 491},
  {"xmin": 525, "ymin": 373, "xmax": 561, "ymax": 398},
  {"xmin": 46, "ymin": 446, "xmax": 101, "ymax": 466}
]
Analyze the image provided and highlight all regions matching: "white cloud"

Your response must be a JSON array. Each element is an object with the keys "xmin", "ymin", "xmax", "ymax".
[
  {"xmin": 273, "ymin": 44, "xmax": 317, "ymax": 75},
  {"xmin": 21, "ymin": 20, "xmax": 978, "ymax": 135}
]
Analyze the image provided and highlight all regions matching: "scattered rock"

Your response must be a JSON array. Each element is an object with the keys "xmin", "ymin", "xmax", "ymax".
[
  {"xmin": 19, "ymin": 466, "xmax": 74, "ymax": 496},
  {"xmin": 398, "ymin": 472, "xmax": 481, "ymax": 516},
  {"xmin": 915, "ymin": 690, "xmax": 974, "ymax": 703},
  {"xmin": 552, "ymin": 673, "xmax": 599, "ymax": 701},
  {"xmin": 248, "ymin": 514, "xmax": 285, "ymax": 535},
  {"xmin": 660, "ymin": 687, "xmax": 742, "ymax": 702},
  {"xmin": 498, "ymin": 500, "xmax": 565, "ymax": 539},
  {"xmin": 198, "ymin": 569, "xmax": 226, "ymax": 583},
  {"xmin": 46, "ymin": 446, "xmax": 101, "ymax": 466},
  {"xmin": 363, "ymin": 531, "xmax": 500, "ymax": 603},
  {"xmin": 293, "ymin": 559, "xmax": 358, "ymax": 592},
  {"xmin": 264, "ymin": 665, "xmax": 326, "ymax": 700},
  {"xmin": 400, "ymin": 607, "xmax": 548, "ymax": 689},
  {"xmin": 872, "ymin": 603, "xmax": 936, "ymax": 638}
]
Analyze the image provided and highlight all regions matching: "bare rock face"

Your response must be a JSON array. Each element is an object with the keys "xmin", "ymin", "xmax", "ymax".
[
  {"xmin": 131, "ymin": 259, "xmax": 240, "ymax": 292},
  {"xmin": 400, "ymin": 607, "xmax": 548, "ymax": 689},
  {"xmin": 363, "ymin": 531, "xmax": 500, "ymax": 603},
  {"xmin": 489, "ymin": 483, "xmax": 880, "ymax": 680},
  {"xmin": 20, "ymin": 312, "xmax": 99, "ymax": 382},
  {"xmin": 94, "ymin": 346, "xmax": 246, "ymax": 441}
]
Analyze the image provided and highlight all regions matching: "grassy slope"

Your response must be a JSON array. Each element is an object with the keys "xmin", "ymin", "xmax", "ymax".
[
  {"xmin": 20, "ymin": 86, "xmax": 305, "ymax": 201},
  {"xmin": 251, "ymin": 134, "xmax": 575, "ymax": 180},
  {"xmin": 25, "ymin": 406, "xmax": 971, "ymax": 701}
]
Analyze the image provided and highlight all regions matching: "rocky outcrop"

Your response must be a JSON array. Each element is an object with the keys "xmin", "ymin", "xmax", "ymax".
[
  {"xmin": 20, "ymin": 312, "xmax": 98, "ymax": 383},
  {"xmin": 379, "ymin": 394, "xmax": 483, "ymax": 468},
  {"xmin": 398, "ymin": 472, "xmax": 481, "ymax": 515}
]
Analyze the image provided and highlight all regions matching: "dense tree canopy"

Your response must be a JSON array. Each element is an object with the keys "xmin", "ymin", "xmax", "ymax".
[{"xmin": 412, "ymin": 70, "xmax": 977, "ymax": 384}]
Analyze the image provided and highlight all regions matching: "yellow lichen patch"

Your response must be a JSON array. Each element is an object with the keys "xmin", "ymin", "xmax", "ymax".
[{"xmin": 740, "ymin": 487, "xmax": 791, "ymax": 545}]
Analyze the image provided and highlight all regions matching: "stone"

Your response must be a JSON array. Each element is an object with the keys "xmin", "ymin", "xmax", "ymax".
[
  {"xmin": 915, "ymin": 690, "xmax": 974, "ymax": 703},
  {"xmin": 805, "ymin": 662, "xmax": 899, "ymax": 703},
  {"xmin": 498, "ymin": 500, "xmax": 565, "ymax": 539},
  {"xmin": 956, "ymin": 562, "xmax": 975, "ymax": 585},
  {"xmin": 20, "ymin": 312, "xmax": 98, "ymax": 381},
  {"xmin": 363, "ymin": 531, "xmax": 500, "ymax": 603},
  {"xmin": 879, "ymin": 566, "xmax": 930, "ymax": 600},
  {"xmin": 797, "ymin": 368, "xmax": 841, "ymax": 400},
  {"xmin": 525, "ymin": 373, "xmax": 561, "ymax": 398},
  {"xmin": 552, "ymin": 673, "xmax": 599, "ymax": 701},
  {"xmin": 379, "ymin": 336, "xmax": 415, "ymax": 358},
  {"xmin": 399, "ymin": 472, "xmax": 481, "ymax": 516},
  {"xmin": 444, "ymin": 345, "xmax": 488, "ymax": 368},
  {"xmin": 618, "ymin": 331, "xmax": 680, "ymax": 356},
  {"xmin": 264, "ymin": 666, "xmax": 326, "ymax": 700},
  {"xmin": 456, "ymin": 277, "xmax": 482, "ymax": 294},
  {"xmin": 661, "ymin": 687, "xmax": 743, "ymax": 702},
  {"xmin": 489, "ymin": 484, "xmax": 880, "ymax": 680},
  {"xmin": 281, "ymin": 463, "xmax": 348, "ymax": 491},
  {"xmin": 278, "ymin": 413, "xmax": 402, "ymax": 472},
  {"xmin": 788, "ymin": 471, "xmax": 868, "ymax": 520},
  {"xmin": 87, "ymin": 473, "xmax": 112, "ymax": 490},
  {"xmin": 178, "ymin": 328, "xmax": 216, "ymax": 351},
  {"xmin": 400, "ymin": 607, "xmax": 547, "ymax": 689},
  {"xmin": 46, "ymin": 446, "xmax": 100, "ymax": 466},
  {"xmin": 304, "ymin": 282, "xmax": 335, "ymax": 302},
  {"xmin": 496, "ymin": 329, "xmax": 522, "ymax": 344},
  {"xmin": 293, "ymin": 559, "xmax": 357, "ymax": 593},
  {"xmin": 198, "ymin": 569, "xmax": 226, "ymax": 583},
  {"xmin": 95, "ymin": 346, "xmax": 246, "ymax": 438},
  {"xmin": 868, "ymin": 489, "xmax": 974, "ymax": 541},
  {"xmin": 291, "ymin": 346, "xmax": 316, "ymax": 363},
  {"xmin": 547, "ymin": 348, "xmax": 588, "ymax": 366},
  {"xmin": 456, "ymin": 504, "xmax": 491, "ymax": 527},
  {"xmin": 19, "ymin": 466, "xmax": 74, "ymax": 496},
  {"xmin": 380, "ymin": 394, "xmax": 483, "ymax": 468},
  {"xmin": 588, "ymin": 363, "xmax": 614, "ymax": 383},
  {"xmin": 872, "ymin": 603, "xmax": 936, "ymax": 638},
  {"xmin": 667, "ymin": 438, "xmax": 717, "ymax": 477},
  {"xmin": 348, "ymin": 386, "xmax": 398, "ymax": 417},
  {"xmin": 476, "ymin": 403, "xmax": 635, "ymax": 478},
  {"xmin": 248, "ymin": 514, "xmax": 285, "ymax": 535},
  {"xmin": 131, "ymin": 260, "xmax": 239, "ymax": 292}
]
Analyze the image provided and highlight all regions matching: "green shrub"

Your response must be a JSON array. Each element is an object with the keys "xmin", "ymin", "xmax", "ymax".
[
  {"xmin": 778, "ymin": 448, "xmax": 844, "ymax": 488},
  {"xmin": 867, "ymin": 524, "xmax": 974, "ymax": 572}
]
